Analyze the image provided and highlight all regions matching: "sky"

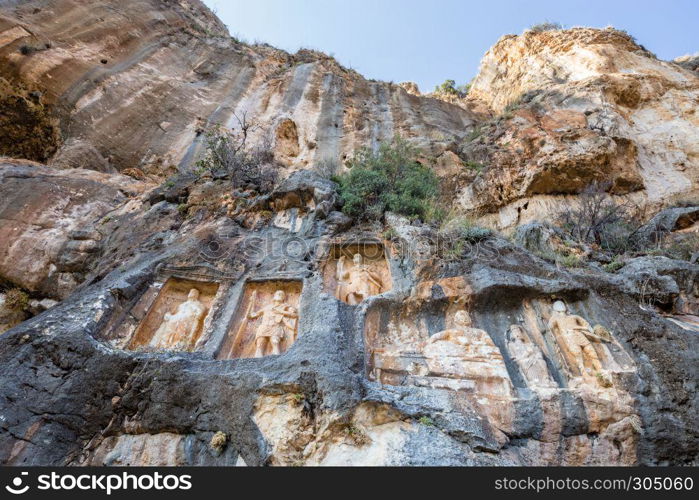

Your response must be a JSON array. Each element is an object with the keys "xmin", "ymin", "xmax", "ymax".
[{"xmin": 203, "ymin": 0, "xmax": 698, "ymax": 92}]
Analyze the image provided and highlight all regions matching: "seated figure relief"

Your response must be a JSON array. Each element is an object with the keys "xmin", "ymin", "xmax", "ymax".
[
  {"xmin": 547, "ymin": 300, "xmax": 620, "ymax": 387},
  {"xmin": 506, "ymin": 324, "xmax": 557, "ymax": 389},
  {"xmin": 422, "ymin": 309, "xmax": 513, "ymax": 397},
  {"xmin": 245, "ymin": 290, "xmax": 298, "ymax": 357},
  {"xmin": 336, "ymin": 253, "xmax": 384, "ymax": 305},
  {"xmin": 150, "ymin": 288, "xmax": 207, "ymax": 350}
]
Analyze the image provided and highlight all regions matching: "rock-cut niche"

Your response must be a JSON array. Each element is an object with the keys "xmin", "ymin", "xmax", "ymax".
[
  {"xmin": 364, "ymin": 302, "xmax": 513, "ymax": 398},
  {"xmin": 364, "ymin": 300, "xmax": 515, "ymax": 434},
  {"xmin": 127, "ymin": 278, "xmax": 219, "ymax": 352},
  {"xmin": 217, "ymin": 280, "xmax": 302, "ymax": 359},
  {"xmin": 323, "ymin": 242, "xmax": 392, "ymax": 304}
]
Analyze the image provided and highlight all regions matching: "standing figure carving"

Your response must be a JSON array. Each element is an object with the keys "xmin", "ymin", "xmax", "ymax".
[
  {"xmin": 246, "ymin": 290, "xmax": 298, "ymax": 357},
  {"xmin": 548, "ymin": 300, "xmax": 612, "ymax": 385},
  {"xmin": 506, "ymin": 324, "xmax": 557, "ymax": 388},
  {"xmin": 150, "ymin": 288, "xmax": 207, "ymax": 350},
  {"xmin": 336, "ymin": 253, "xmax": 384, "ymax": 305}
]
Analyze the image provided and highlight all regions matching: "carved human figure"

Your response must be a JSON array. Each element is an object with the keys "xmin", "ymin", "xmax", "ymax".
[
  {"xmin": 150, "ymin": 288, "xmax": 207, "ymax": 350},
  {"xmin": 336, "ymin": 253, "xmax": 383, "ymax": 305},
  {"xmin": 506, "ymin": 324, "xmax": 557, "ymax": 388},
  {"xmin": 423, "ymin": 310, "xmax": 512, "ymax": 397},
  {"xmin": 426, "ymin": 310, "xmax": 501, "ymax": 359},
  {"xmin": 547, "ymin": 300, "xmax": 611, "ymax": 383},
  {"xmin": 247, "ymin": 290, "xmax": 298, "ymax": 357}
]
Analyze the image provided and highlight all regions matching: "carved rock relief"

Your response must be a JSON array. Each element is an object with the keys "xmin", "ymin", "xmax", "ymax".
[
  {"xmin": 323, "ymin": 243, "xmax": 392, "ymax": 304},
  {"xmin": 366, "ymin": 293, "xmax": 641, "ymax": 459},
  {"xmin": 126, "ymin": 278, "xmax": 220, "ymax": 352},
  {"xmin": 513, "ymin": 297, "xmax": 640, "ymax": 462},
  {"xmin": 365, "ymin": 300, "xmax": 515, "ymax": 435},
  {"xmin": 217, "ymin": 280, "xmax": 302, "ymax": 359}
]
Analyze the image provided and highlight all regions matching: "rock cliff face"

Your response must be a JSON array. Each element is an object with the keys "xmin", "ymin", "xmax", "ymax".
[
  {"xmin": 465, "ymin": 28, "xmax": 699, "ymax": 228},
  {"xmin": 0, "ymin": 0, "xmax": 475, "ymax": 177},
  {"xmin": 0, "ymin": 1, "xmax": 697, "ymax": 466}
]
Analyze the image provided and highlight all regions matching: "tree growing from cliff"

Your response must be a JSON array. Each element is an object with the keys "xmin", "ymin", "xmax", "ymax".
[
  {"xmin": 434, "ymin": 79, "xmax": 470, "ymax": 97},
  {"xmin": 334, "ymin": 137, "xmax": 439, "ymax": 221},
  {"xmin": 529, "ymin": 21, "xmax": 563, "ymax": 32},
  {"xmin": 195, "ymin": 112, "xmax": 278, "ymax": 192}
]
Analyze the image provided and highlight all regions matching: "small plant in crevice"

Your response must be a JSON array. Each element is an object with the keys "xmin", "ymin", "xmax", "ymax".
[
  {"xmin": 418, "ymin": 416, "xmax": 435, "ymax": 426},
  {"xmin": 3, "ymin": 288, "xmax": 29, "ymax": 312},
  {"xmin": 343, "ymin": 424, "xmax": 369, "ymax": 445},
  {"xmin": 382, "ymin": 227, "xmax": 399, "ymax": 241},
  {"xmin": 209, "ymin": 431, "xmax": 228, "ymax": 453},
  {"xmin": 557, "ymin": 253, "xmax": 582, "ymax": 269},
  {"xmin": 602, "ymin": 256, "xmax": 626, "ymax": 273},
  {"xmin": 437, "ymin": 213, "xmax": 494, "ymax": 260},
  {"xmin": 177, "ymin": 203, "xmax": 189, "ymax": 217}
]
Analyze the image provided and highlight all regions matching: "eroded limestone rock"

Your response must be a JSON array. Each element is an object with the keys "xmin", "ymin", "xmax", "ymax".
[{"xmin": 0, "ymin": 2, "xmax": 696, "ymax": 468}]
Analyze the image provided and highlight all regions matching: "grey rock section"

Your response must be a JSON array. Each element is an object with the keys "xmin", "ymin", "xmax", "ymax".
[
  {"xmin": 613, "ymin": 256, "xmax": 698, "ymax": 307},
  {"xmin": 49, "ymin": 139, "xmax": 117, "ymax": 174},
  {"xmin": 674, "ymin": 54, "xmax": 699, "ymax": 75},
  {"xmin": 513, "ymin": 222, "xmax": 565, "ymax": 257},
  {"xmin": 633, "ymin": 206, "xmax": 699, "ymax": 247},
  {"xmin": 0, "ymin": 198, "xmax": 697, "ymax": 465},
  {"xmin": 0, "ymin": 162, "xmax": 145, "ymax": 300}
]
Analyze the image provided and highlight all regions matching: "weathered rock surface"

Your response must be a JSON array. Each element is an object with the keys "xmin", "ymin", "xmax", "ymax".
[
  {"xmin": 0, "ymin": 1, "xmax": 697, "ymax": 467},
  {"xmin": 0, "ymin": 0, "xmax": 476, "ymax": 178},
  {"xmin": 0, "ymin": 161, "xmax": 148, "ymax": 300},
  {"xmin": 465, "ymin": 28, "xmax": 699, "ymax": 229}
]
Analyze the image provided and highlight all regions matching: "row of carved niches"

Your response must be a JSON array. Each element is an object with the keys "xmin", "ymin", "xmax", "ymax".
[
  {"xmin": 125, "ymin": 278, "xmax": 220, "ymax": 352},
  {"xmin": 365, "ymin": 297, "xmax": 637, "ymax": 437},
  {"xmin": 217, "ymin": 280, "xmax": 302, "ymax": 359},
  {"xmin": 322, "ymin": 243, "xmax": 392, "ymax": 305}
]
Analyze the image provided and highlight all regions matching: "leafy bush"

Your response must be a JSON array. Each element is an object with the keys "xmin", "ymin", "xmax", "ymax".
[
  {"xmin": 435, "ymin": 79, "xmax": 458, "ymax": 95},
  {"xmin": 335, "ymin": 137, "xmax": 439, "ymax": 221},
  {"xmin": 418, "ymin": 416, "xmax": 435, "ymax": 426},
  {"xmin": 195, "ymin": 113, "xmax": 278, "ymax": 192},
  {"xmin": 529, "ymin": 21, "xmax": 563, "ymax": 32},
  {"xmin": 434, "ymin": 79, "xmax": 470, "ymax": 97},
  {"xmin": 558, "ymin": 253, "xmax": 582, "ymax": 268}
]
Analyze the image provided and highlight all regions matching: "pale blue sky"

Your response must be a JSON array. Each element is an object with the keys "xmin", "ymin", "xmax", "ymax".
[{"xmin": 203, "ymin": 0, "xmax": 698, "ymax": 92}]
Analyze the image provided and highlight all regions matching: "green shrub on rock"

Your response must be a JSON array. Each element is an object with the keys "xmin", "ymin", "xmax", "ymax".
[{"xmin": 335, "ymin": 137, "xmax": 439, "ymax": 221}]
